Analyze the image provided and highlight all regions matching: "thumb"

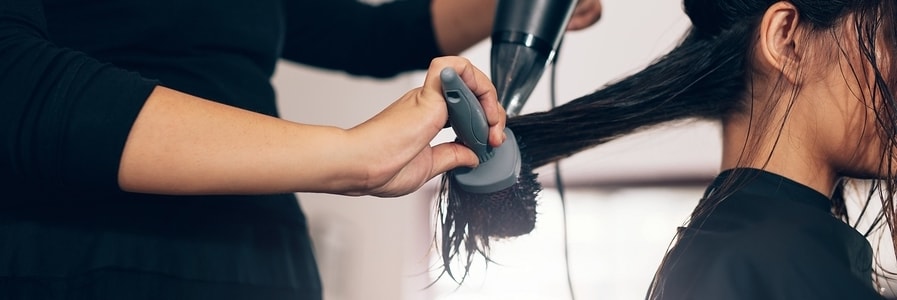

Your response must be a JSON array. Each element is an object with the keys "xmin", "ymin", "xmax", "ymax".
[{"xmin": 429, "ymin": 142, "xmax": 479, "ymax": 178}]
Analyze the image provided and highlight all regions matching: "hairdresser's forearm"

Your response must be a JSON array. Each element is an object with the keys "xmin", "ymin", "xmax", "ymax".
[
  {"xmin": 118, "ymin": 86, "xmax": 368, "ymax": 195},
  {"xmin": 431, "ymin": 0, "xmax": 496, "ymax": 55}
]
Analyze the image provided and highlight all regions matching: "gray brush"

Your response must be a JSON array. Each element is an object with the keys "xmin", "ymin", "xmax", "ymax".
[
  {"xmin": 440, "ymin": 68, "xmax": 521, "ymax": 193},
  {"xmin": 437, "ymin": 67, "xmax": 541, "ymax": 284}
]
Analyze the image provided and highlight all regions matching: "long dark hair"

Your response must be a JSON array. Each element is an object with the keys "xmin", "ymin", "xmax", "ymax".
[{"xmin": 503, "ymin": 0, "xmax": 897, "ymax": 296}]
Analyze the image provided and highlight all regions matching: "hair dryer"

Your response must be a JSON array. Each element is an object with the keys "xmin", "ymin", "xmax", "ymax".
[{"xmin": 491, "ymin": 0, "xmax": 577, "ymax": 116}]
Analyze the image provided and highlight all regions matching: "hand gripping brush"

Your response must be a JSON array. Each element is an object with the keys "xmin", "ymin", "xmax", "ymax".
[{"xmin": 436, "ymin": 68, "xmax": 542, "ymax": 283}]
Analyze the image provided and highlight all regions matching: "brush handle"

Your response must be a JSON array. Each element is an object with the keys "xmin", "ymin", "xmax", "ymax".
[{"xmin": 440, "ymin": 68, "xmax": 494, "ymax": 163}]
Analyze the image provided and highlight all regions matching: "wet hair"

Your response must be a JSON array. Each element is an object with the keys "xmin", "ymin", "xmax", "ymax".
[{"xmin": 435, "ymin": 0, "xmax": 897, "ymax": 295}]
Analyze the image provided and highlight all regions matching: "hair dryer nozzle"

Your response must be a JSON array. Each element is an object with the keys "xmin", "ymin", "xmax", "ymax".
[
  {"xmin": 491, "ymin": 43, "xmax": 551, "ymax": 117},
  {"xmin": 491, "ymin": 0, "xmax": 576, "ymax": 116}
]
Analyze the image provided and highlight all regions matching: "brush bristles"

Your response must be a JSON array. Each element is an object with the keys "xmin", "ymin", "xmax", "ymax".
[
  {"xmin": 435, "ymin": 142, "xmax": 541, "ymax": 284},
  {"xmin": 460, "ymin": 169, "xmax": 539, "ymax": 238}
]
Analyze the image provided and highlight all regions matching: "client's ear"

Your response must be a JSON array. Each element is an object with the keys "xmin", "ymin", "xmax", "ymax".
[{"xmin": 757, "ymin": 1, "xmax": 802, "ymax": 83}]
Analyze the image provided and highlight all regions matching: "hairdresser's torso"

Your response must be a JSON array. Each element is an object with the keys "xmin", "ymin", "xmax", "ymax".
[
  {"xmin": 2, "ymin": 0, "xmax": 322, "ymax": 298},
  {"xmin": 44, "ymin": 0, "xmax": 284, "ymax": 115}
]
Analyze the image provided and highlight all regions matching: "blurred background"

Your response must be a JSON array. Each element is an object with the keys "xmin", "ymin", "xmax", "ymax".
[{"xmin": 271, "ymin": 0, "xmax": 896, "ymax": 299}]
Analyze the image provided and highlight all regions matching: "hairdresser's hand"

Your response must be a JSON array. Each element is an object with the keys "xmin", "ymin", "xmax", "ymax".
[
  {"xmin": 568, "ymin": 0, "xmax": 602, "ymax": 31},
  {"xmin": 347, "ymin": 56, "xmax": 504, "ymax": 197}
]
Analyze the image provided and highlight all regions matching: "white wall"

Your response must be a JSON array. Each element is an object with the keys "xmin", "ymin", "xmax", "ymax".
[
  {"xmin": 272, "ymin": 64, "xmax": 435, "ymax": 300},
  {"xmin": 270, "ymin": 0, "xmax": 720, "ymax": 299}
]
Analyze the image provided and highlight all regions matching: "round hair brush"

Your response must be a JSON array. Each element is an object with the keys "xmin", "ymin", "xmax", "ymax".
[{"xmin": 436, "ymin": 67, "xmax": 542, "ymax": 283}]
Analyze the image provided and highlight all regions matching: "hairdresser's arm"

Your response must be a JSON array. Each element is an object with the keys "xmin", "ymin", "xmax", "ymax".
[
  {"xmin": 119, "ymin": 58, "xmax": 504, "ymax": 196},
  {"xmin": 281, "ymin": 0, "xmax": 602, "ymax": 78},
  {"xmin": 281, "ymin": 0, "xmax": 443, "ymax": 78},
  {"xmin": 429, "ymin": 0, "xmax": 495, "ymax": 55},
  {"xmin": 0, "ymin": 0, "xmax": 158, "ymax": 192},
  {"xmin": 280, "ymin": 0, "xmax": 491, "ymax": 77},
  {"xmin": 0, "ymin": 0, "xmax": 504, "ymax": 197}
]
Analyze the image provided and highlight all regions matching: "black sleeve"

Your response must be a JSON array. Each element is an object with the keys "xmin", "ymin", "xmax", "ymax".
[
  {"xmin": 281, "ymin": 0, "xmax": 443, "ymax": 78},
  {"xmin": 0, "ymin": 0, "xmax": 158, "ymax": 192}
]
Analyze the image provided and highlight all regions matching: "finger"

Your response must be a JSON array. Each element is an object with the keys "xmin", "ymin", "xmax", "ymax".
[
  {"xmin": 423, "ymin": 57, "xmax": 495, "ymax": 102},
  {"xmin": 419, "ymin": 57, "xmax": 474, "ymax": 132},
  {"xmin": 425, "ymin": 56, "xmax": 506, "ymax": 147},
  {"xmin": 567, "ymin": 0, "xmax": 602, "ymax": 31},
  {"xmin": 429, "ymin": 142, "xmax": 479, "ymax": 177},
  {"xmin": 422, "ymin": 56, "xmax": 472, "ymax": 94},
  {"xmin": 485, "ymin": 104, "xmax": 507, "ymax": 148},
  {"xmin": 455, "ymin": 59, "xmax": 498, "ymax": 105},
  {"xmin": 455, "ymin": 61, "xmax": 507, "ymax": 147}
]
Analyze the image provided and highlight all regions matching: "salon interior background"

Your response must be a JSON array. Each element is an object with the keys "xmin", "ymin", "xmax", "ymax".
[{"xmin": 271, "ymin": 0, "xmax": 897, "ymax": 299}]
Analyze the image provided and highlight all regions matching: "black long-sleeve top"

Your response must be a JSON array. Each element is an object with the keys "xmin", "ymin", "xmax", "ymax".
[
  {"xmin": 652, "ymin": 169, "xmax": 885, "ymax": 299},
  {"xmin": 0, "ymin": 0, "xmax": 441, "ymax": 298}
]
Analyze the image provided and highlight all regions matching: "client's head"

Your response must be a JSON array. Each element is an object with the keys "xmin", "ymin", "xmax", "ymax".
[{"xmin": 689, "ymin": 0, "xmax": 897, "ymax": 191}]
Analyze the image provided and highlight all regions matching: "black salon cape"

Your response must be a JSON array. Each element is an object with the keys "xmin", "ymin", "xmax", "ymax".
[
  {"xmin": 0, "ymin": 0, "xmax": 440, "ymax": 299},
  {"xmin": 651, "ymin": 169, "xmax": 885, "ymax": 299}
]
